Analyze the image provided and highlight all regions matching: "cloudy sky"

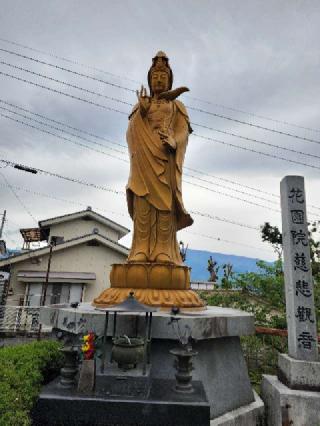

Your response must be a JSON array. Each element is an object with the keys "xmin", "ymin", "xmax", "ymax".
[{"xmin": 0, "ymin": 1, "xmax": 320, "ymax": 262}]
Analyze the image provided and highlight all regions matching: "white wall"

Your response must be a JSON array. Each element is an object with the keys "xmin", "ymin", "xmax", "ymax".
[
  {"xmin": 48, "ymin": 218, "xmax": 120, "ymax": 243},
  {"xmin": 6, "ymin": 241, "xmax": 128, "ymax": 305}
]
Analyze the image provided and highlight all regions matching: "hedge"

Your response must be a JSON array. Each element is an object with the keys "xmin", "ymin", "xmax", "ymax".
[{"xmin": 0, "ymin": 340, "xmax": 62, "ymax": 426}]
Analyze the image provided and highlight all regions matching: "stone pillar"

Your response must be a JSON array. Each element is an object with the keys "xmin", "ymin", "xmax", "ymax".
[
  {"xmin": 280, "ymin": 175, "xmax": 318, "ymax": 361},
  {"xmin": 261, "ymin": 176, "xmax": 320, "ymax": 426}
]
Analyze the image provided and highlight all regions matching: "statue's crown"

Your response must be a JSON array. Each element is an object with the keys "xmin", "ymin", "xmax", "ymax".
[
  {"xmin": 148, "ymin": 51, "xmax": 173, "ymax": 94},
  {"xmin": 151, "ymin": 51, "xmax": 170, "ymax": 73}
]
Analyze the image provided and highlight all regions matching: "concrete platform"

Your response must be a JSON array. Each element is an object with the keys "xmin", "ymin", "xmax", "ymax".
[
  {"xmin": 261, "ymin": 374, "xmax": 320, "ymax": 426},
  {"xmin": 40, "ymin": 304, "xmax": 257, "ymax": 420},
  {"xmin": 278, "ymin": 353, "xmax": 320, "ymax": 391},
  {"xmin": 41, "ymin": 303, "xmax": 255, "ymax": 339},
  {"xmin": 210, "ymin": 391, "xmax": 264, "ymax": 426}
]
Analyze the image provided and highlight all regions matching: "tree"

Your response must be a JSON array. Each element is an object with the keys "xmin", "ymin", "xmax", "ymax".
[
  {"xmin": 261, "ymin": 222, "xmax": 282, "ymax": 259},
  {"xmin": 261, "ymin": 220, "xmax": 320, "ymax": 280},
  {"xmin": 207, "ymin": 256, "xmax": 219, "ymax": 282},
  {"xmin": 221, "ymin": 263, "xmax": 234, "ymax": 289}
]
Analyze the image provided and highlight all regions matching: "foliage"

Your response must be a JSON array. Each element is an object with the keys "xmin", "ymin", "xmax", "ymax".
[
  {"xmin": 221, "ymin": 263, "xmax": 234, "ymax": 289},
  {"xmin": 207, "ymin": 256, "xmax": 219, "ymax": 282},
  {"xmin": 202, "ymin": 259, "xmax": 287, "ymax": 326},
  {"xmin": 261, "ymin": 220, "xmax": 320, "ymax": 280},
  {"xmin": 261, "ymin": 222, "xmax": 282, "ymax": 259},
  {"xmin": 200, "ymin": 253, "xmax": 320, "ymax": 392},
  {"xmin": 236, "ymin": 260, "xmax": 285, "ymax": 309},
  {"xmin": 0, "ymin": 340, "xmax": 62, "ymax": 426},
  {"xmin": 241, "ymin": 334, "xmax": 287, "ymax": 394}
]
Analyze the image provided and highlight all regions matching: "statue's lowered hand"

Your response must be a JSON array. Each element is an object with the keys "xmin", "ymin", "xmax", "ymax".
[{"xmin": 159, "ymin": 131, "xmax": 176, "ymax": 151}]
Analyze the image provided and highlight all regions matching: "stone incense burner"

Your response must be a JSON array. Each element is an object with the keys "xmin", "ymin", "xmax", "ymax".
[{"xmin": 112, "ymin": 336, "xmax": 145, "ymax": 370}]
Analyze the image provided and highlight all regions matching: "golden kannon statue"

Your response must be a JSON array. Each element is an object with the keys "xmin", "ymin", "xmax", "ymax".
[{"xmin": 94, "ymin": 52, "xmax": 204, "ymax": 308}]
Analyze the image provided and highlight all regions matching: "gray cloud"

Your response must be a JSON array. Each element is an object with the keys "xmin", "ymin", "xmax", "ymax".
[{"xmin": 1, "ymin": 0, "xmax": 320, "ymax": 260}]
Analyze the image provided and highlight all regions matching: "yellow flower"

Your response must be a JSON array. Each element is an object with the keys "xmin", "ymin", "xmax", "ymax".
[{"xmin": 81, "ymin": 342, "xmax": 90, "ymax": 352}]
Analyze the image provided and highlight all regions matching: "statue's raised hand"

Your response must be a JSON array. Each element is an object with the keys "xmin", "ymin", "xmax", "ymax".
[{"xmin": 136, "ymin": 85, "xmax": 150, "ymax": 117}]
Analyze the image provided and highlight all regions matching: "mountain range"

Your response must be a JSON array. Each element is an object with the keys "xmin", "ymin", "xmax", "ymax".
[{"xmin": 185, "ymin": 248, "xmax": 269, "ymax": 282}]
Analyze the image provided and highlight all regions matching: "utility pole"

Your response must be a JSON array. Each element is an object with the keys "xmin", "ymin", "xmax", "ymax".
[
  {"xmin": 0, "ymin": 210, "xmax": 6, "ymax": 239},
  {"xmin": 38, "ymin": 241, "xmax": 55, "ymax": 340}
]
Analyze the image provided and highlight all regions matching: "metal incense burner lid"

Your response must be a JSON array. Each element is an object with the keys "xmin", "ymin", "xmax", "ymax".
[{"xmin": 101, "ymin": 291, "xmax": 158, "ymax": 313}]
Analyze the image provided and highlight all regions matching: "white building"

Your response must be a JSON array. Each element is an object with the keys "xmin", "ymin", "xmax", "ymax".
[{"xmin": 0, "ymin": 207, "xmax": 129, "ymax": 306}]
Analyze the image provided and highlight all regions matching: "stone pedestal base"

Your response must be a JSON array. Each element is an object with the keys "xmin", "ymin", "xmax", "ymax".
[
  {"xmin": 93, "ymin": 262, "xmax": 204, "ymax": 308},
  {"xmin": 278, "ymin": 353, "xmax": 320, "ymax": 391},
  {"xmin": 261, "ymin": 375, "xmax": 320, "ymax": 426},
  {"xmin": 210, "ymin": 391, "xmax": 264, "ymax": 426},
  {"xmin": 41, "ymin": 305, "xmax": 256, "ymax": 419},
  {"xmin": 32, "ymin": 378, "xmax": 210, "ymax": 426}
]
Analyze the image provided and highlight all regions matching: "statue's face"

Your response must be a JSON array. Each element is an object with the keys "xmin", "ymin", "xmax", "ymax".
[{"xmin": 151, "ymin": 71, "xmax": 169, "ymax": 94}]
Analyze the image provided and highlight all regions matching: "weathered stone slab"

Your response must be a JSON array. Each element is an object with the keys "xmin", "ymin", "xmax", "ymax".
[
  {"xmin": 210, "ymin": 391, "xmax": 264, "ymax": 426},
  {"xmin": 280, "ymin": 176, "xmax": 318, "ymax": 361},
  {"xmin": 278, "ymin": 353, "xmax": 320, "ymax": 391},
  {"xmin": 261, "ymin": 374, "xmax": 320, "ymax": 426},
  {"xmin": 40, "ymin": 304, "xmax": 255, "ymax": 340},
  {"xmin": 77, "ymin": 359, "xmax": 95, "ymax": 394},
  {"xmin": 32, "ymin": 377, "xmax": 210, "ymax": 426}
]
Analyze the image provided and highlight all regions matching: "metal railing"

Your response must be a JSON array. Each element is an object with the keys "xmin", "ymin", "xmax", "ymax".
[{"xmin": 0, "ymin": 305, "xmax": 40, "ymax": 333}]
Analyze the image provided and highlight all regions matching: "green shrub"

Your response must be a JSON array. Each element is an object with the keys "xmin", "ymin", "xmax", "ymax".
[{"xmin": 0, "ymin": 340, "xmax": 62, "ymax": 426}]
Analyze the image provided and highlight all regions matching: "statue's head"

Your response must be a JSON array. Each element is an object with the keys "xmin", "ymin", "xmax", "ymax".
[{"xmin": 148, "ymin": 51, "xmax": 173, "ymax": 96}]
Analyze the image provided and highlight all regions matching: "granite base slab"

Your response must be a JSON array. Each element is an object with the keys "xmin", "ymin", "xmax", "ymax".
[
  {"xmin": 40, "ymin": 304, "xmax": 254, "ymax": 340},
  {"xmin": 278, "ymin": 353, "xmax": 320, "ymax": 391},
  {"xmin": 261, "ymin": 374, "xmax": 320, "ymax": 426},
  {"xmin": 210, "ymin": 391, "xmax": 264, "ymax": 426},
  {"xmin": 32, "ymin": 377, "xmax": 210, "ymax": 426}
]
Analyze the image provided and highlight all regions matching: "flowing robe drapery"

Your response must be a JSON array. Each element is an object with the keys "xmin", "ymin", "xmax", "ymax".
[{"xmin": 126, "ymin": 100, "xmax": 193, "ymax": 230}]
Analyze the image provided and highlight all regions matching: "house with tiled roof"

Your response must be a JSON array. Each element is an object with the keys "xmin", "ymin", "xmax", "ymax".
[{"xmin": 0, "ymin": 207, "xmax": 130, "ymax": 307}]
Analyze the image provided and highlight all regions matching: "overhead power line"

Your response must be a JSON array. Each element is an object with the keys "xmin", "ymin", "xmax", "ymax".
[
  {"xmin": 0, "ymin": 47, "xmax": 135, "ymax": 93},
  {"xmin": 5, "ymin": 98, "xmax": 320, "ymax": 212},
  {"xmin": 184, "ymin": 177, "xmax": 280, "ymax": 213},
  {"xmin": 1, "ymin": 37, "xmax": 320, "ymax": 135},
  {"xmin": 0, "ymin": 158, "xmax": 124, "ymax": 195},
  {"xmin": 0, "ymin": 37, "xmax": 139, "ymax": 84},
  {"xmin": 184, "ymin": 172, "xmax": 278, "ymax": 205},
  {"xmin": 0, "ymin": 105, "xmax": 127, "ymax": 158},
  {"xmin": 0, "ymin": 182, "xmax": 128, "ymax": 220},
  {"xmin": 193, "ymin": 132, "xmax": 320, "ymax": 171},
  {"xmin": 0, "ymin": 61, "xmax": 133, "ymax": 107},
  {"xmin": 184, "ymin": 230, "xmax": 274, "ymax": 254},
  {"xmin": 190, "ymin": 210, "xmax": 259, "ymax": 230},
  {"xmin": 187, "ymin": 95, "xmax": 320, "ymax": 135},
  {"xmin": 191, "ymin": 121, "xmax": 320, "ymax": 160},
  {"xmin": 0, "ymin": 111, "xmax": 129, "ymax": 165},
  {"xmin": 0, "ymin": 99, "xmax": 127, "ymax": 151},
  {"xmin": 0, "ymin": 107, "xmax": 303, "ymax": 215},
  {"xmin": 184, "ymin": 166, "xmax": 320, "ymax": 216},
  {"xmin": 2, "ymin": 60, "xmax": 320, "ymax": 160},
  {"xmin": 0, "ymin": 157, "xmax": 259, "ymax": 231},
  {"xmin": 0, "ymin": 108, "xmax": 277, "ymax": 213},
  {"xmin": 2, "ymin": 100, "xmax": 320, "ymax": 217},
  {"xmin": 1, "ymin": 69, "xmax": 319, "ymax": 172},
  {"xmin": 0, "ymin": 170, "xmax": 37, "ymax": 224},
  {"xmin": 1, "ymin": 181, "xmax": 272, "ymax": 256},
  {"xmin": 0, "ymin": 70, "xmax": 128, "ymax": 116},
  {"xmin": 188, "ymin": 106, "xmax": 320, "ymax": 146}
]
